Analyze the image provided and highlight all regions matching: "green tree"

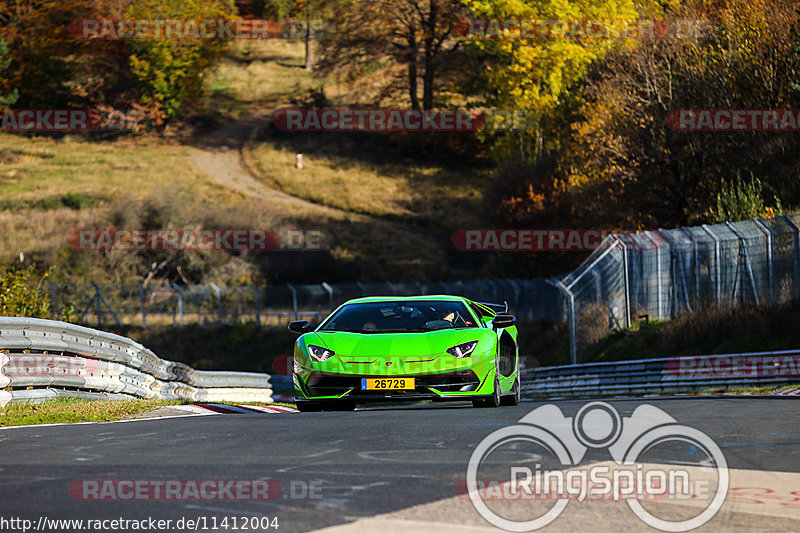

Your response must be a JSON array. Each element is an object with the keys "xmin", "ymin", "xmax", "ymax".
[
  {"xmin": 125, "ymin": 0, "xmax": 235, "ymax": 120},
  {"xmin": 462, "ymin": 0, "xmax": 661, "ymax": 162},
  {"xmin": 712, "ymin": 177, "xmax": 784, "ymax": 223},
  {"xmin": 0, "ymin": 38, "xmax": 18, "ymax": 108},
  {"xmin": 0, "ymin": 266, "xmax": 71, "ymax": 320}
]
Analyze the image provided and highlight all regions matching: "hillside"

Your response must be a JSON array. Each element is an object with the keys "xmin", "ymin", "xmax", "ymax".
[{"xmin": 0, "ymin": 41, "xmax": 491, "ymax": 285}]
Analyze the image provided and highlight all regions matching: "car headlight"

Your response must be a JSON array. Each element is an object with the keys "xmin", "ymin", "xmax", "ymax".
[
  {"xmin": 308, "ymin": 344, "xmax": 335, "ymax": 362},
  {"xmin": 446, "ymin": 340, "xmax": 478, "ymax": 358}
]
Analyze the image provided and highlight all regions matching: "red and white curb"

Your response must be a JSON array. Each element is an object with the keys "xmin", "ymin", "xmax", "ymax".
[
  {"xmin": 173, "ymin": 403, "xmax": 298, "ymax": 414},
  {"xmin": 773, "ymin": 387, "xmax": 800, "ymax": 396}
]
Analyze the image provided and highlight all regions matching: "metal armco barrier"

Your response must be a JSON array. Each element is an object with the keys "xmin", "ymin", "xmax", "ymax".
[
  {"xmin": 521, "ymin": 349, "xmax": 800, "ymax": 397},
  {"xmin": 0, "ymin": 317, "xmax": 272, "ymax": 406}
]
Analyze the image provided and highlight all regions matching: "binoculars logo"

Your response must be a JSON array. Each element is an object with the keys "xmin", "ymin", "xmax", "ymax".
[{"xmin": 466, "ymin": 401, "xmax": 728, "ymax": 531}]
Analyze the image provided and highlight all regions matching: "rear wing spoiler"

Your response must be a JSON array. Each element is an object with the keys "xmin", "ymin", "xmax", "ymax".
[{"xmin": 475, "ymin": 301, "xmax": 509, "ymax": 314}]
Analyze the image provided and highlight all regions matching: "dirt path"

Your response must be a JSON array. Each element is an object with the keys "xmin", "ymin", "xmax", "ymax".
[{"xmin": 187, "ymin": 110, "xmax": 348, "ymax": 218}]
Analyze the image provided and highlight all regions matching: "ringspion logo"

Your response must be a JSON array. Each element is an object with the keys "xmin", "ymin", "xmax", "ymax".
[{"xmin": 465, "ymin": 402, "xmax": 728, "ymax": 531}]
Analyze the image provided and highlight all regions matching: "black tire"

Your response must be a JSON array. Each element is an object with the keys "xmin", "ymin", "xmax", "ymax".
[
  {"xmin": 295, "ymin": 401, "xmax": 323, "ymax": 412},
  {"xmin": 473, "ymin": 371, "xmax": 501, "ymax": 408},
  {"xmin": 323, "ymin": 401, "xmax": 357, "ymax": 411},
  {"xmin": 297, "ymin": 400, "xmax": 356, "ymax": 412},
  {"xmin": 501, "ymin": 375, "xmax": 521, "ymax": 406}
]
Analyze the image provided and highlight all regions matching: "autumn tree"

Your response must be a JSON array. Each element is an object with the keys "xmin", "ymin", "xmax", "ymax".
[
  {"xmin": 0, "ymin": 0, "xmax": 234, "ymax": 123},
  {"xmin": 261, "ymin": 0, "xmax": 331, "ymax": 70},
  {"xmin": 563, "ymin": 0, "xmax": 800, "ymax": 228},
  {"xmin": 316, "ymin": 0, "xmax": 470, "ymax": 110}
]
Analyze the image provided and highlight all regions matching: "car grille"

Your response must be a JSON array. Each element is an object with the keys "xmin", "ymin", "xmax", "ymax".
[{"xmin": 304, "ymin": 370, "xmax": 480, "ymax": 397}]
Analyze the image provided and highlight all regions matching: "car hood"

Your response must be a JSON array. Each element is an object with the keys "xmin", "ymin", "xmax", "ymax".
[{"xmin": 306, "ymin": 329, "xmax": 479, "ymax": 357}]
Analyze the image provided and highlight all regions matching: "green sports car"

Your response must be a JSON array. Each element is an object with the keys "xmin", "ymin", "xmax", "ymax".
[{"xmin": 288, "ymin": 295, "xmax": 520, "ymax": 412}]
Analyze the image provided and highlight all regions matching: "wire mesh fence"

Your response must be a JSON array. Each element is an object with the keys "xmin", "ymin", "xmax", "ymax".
[
  {"xmin": 556, "ymin": 214, "xmax": 800, "ymax": 363},
  {"xmin": 43, "ymin": 214, "xmax": 800, "ymax": 365},
  {"xmin": 54, "ymin": 278, "xmax": 564, "ymax": 329}
]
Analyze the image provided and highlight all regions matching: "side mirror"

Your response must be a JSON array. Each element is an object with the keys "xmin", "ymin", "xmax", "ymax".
[
  {"xmin": 492, "ymin": 314, "xmax": 516, "ymax": 330},
  {"xmin": 288, "ymin": 320, "xmax": 312, "ymax": 334}
]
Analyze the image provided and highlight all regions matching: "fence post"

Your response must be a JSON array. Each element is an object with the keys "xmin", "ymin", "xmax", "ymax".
[
  {"xmin": 781, "ymin": 215, "xmax": 800, "ymax": 299},
  {"xmin": 95, "ymin": 285, "xmax": 102, "ymax": 326},
  {"xmin": 618, "ymin": 237, "xmax": 631, "ymax": 328},
  {"xmin": 554, "ymin": 280, "xmax": 577, "ymax": 365},
  {"xmin": 138, "ymin": 283, "xmax": 147, "ymax": 328},
  {"xmin": 287, "ymin": 283, "xmax": 299, "ymax": 320},
  {"xmin": 753, "ymin": 219, "xmax": 774, "ymax": 302},
  {"xmin": 726, "ymin": 222, "xmax": 759, "ymax": 305},
  {"xmin": 356, "ymin": 282, "xmax": 367, "ymax": 297},
  {"xmin": 321, "ymin": 282, "xmax": 334, "ymax": 310},
  {"xmin": 251, "ymin": 285, "xmax": 261, "ymax": 326},
  {"xmin": 507, "ymin": 279, "xmax": 521, "ymax": 314},
  {"xmin": 681, "ymin": 229, "xmax": 700, "ymax": 304},
  {"xmin": 171, "ymin": 282, "xmax": 183, "ymax": 326},
  {"xmin": 642, "ymin": 232, "xmax": 664, "ymax": 319},
  {"xmin": 46, "ymin": 282, "xmax": 56, "ymax": 320},
  {"xmin": 702, "ymin": 225, "xmax": 722, "ymax": 305},
  {"xmin": 210, "ymin": 283, "xmax": 222, "ymax": 325}
]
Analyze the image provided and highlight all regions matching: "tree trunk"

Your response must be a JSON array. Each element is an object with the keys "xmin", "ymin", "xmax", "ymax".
[
  {"xmin": 421, "ymin": 0, "xmax": 438, "ymax": 109},
  {"xmin": 409, "ymin": 61, "xmax": 420, "ymax": 110},
  {"xmin": 304, "ymin": 9, "xmax": 314, "ymax": 71}
]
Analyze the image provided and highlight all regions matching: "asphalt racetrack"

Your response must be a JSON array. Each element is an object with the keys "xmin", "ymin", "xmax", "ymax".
[{"xmin": 1, "ymin": 397, "xmax": 799, "ymax": 532}]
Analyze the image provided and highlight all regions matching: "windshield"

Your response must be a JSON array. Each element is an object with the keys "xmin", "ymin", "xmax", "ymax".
[{"xmin": 318, "ymin": 300, "xmax": 479, "ymax": 333}]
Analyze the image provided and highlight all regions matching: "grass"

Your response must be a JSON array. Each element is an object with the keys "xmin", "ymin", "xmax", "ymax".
[
  {"xmin": 0, "ymin": 39, "xmax": 494, "ymax": 283},
  {"xmin": 0, "ymin": 397, "xmax": 180, "ymax": 427},
  {"xmin": 0, "ymin": 397, "xmax": 298, "ymax": 428},
  {"xmin": 243, "ymin": 127, "xmax": 490, "ymax": 232},
  {"xmin": 526, "ymin": 298, "xmax": 800, "ymax": 368},
  {"xmin": 698, "ymin": 384, "xmax": 800, "ymax": 395},
  {"xmin": 195, "ymin": 40, "xmax": 317, "ymax": 118},
  {"xmin": 0, "ymin": 133, "xmax": 237, "ymax": 268},
  {"xmin": 587, "ymin": 299, "xmax": 800, "ymax": 363}
]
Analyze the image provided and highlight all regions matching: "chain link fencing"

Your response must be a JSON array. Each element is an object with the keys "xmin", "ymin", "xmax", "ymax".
[
  {"xmin": 556, "ymin": 214, "xmax": 800, "ymax": 363},
  {"xmin": 44, "ymin": 215, "xmax": 800, "ymax": 365},
  {"xmin": 51, "ymin": 279, "xmax": 564, "ymax": 329}
]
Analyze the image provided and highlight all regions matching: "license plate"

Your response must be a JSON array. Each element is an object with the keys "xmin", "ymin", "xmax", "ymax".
[{"xmin": 361, "ymin": 377, "xmax": 415, "ymax": 390}]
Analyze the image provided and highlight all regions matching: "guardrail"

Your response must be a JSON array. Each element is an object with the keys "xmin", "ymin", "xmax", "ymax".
[
  {"xmin": 521, "ymin": 349, "xmax": 800, "ymax": 397},
  {"xmin": 0, "ymin": 317, "xmax": 273, "ymax": 406}
]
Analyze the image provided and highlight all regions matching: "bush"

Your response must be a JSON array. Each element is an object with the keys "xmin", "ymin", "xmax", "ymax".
[
  {"xmin": 0, "ymin": 266, "xmax": 73, "ymax": 320},
  {"xmin": 712, "ymin": 176, "xmax": 784, "ymax": 223}
]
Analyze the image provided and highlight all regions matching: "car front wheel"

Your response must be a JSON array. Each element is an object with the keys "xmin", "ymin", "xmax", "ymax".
[{"xmin": 473, "ymin": 371, "xmax": 501, "ymax": 408}]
